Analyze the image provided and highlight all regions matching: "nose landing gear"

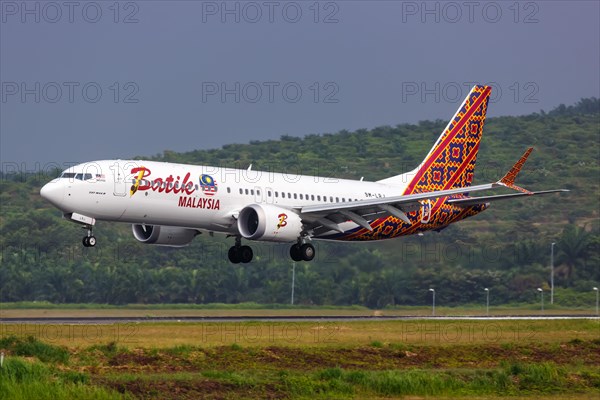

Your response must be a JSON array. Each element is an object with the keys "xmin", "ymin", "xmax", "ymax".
[{"xmin": 82, "ymin": 225, "xmax": 96, "ymax": 247}]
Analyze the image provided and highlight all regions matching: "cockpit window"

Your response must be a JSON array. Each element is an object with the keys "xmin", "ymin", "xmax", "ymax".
[{"xmin": 61, "ymin": 172, "xmax": 93, "ymax": 181}]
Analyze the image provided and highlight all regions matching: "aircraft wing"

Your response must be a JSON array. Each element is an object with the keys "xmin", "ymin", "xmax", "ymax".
[
  {"xmin": 446, "ymin": 189, "xmax": 568, "ymax": 206},
  {"xmin": 298, "ymin": 182, "xmax": 499, "ymax": 233},
  {"xmin": 297, "ymin": 148, "xmax": 568, "ymax": 234}
]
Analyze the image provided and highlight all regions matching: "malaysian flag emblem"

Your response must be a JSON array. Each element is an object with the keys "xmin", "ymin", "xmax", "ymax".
[{"xmin": 199, "ymin": 174, "xmax": 218, "ymax": 196}]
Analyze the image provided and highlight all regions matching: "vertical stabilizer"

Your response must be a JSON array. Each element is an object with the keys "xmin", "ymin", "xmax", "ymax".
[
  {"xmin": 407, "ymin": 85, "xmax": 491, "ymax": 194},
  {"xmin": 379, "ymin": 85, "xmax": 491, "ymax": 194}
]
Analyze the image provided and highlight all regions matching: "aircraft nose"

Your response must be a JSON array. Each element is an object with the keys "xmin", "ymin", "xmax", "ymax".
[{"xmin": 40, "ymin": 182, "xmax": 64, "ymax": 207}]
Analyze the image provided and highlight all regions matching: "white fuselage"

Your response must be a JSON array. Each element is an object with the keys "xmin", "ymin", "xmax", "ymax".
[{"xmin": 41, "ymin": 160, "xmax": 413, "ymax": 239}]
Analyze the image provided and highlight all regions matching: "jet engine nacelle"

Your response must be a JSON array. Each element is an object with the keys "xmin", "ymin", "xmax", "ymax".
[
  {"xmin": 237, "ymin": 204, "xmax": 303, "ymax": 242},
  {"xmin": 132, "ymin": 224, "xmax": 198, "ymax": 247}
]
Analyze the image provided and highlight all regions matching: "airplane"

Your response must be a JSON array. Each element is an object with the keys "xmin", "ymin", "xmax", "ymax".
[{"xmin": 40, "ymin": 85, "xmax": 568, "ymax": 263}]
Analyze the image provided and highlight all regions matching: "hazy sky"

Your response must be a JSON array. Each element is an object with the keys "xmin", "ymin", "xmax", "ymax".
[{"xmin": 1, "ymin": 1, "xmax": 599, "ymax": 167}]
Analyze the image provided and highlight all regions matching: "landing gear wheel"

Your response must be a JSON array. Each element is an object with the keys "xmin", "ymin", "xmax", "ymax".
[
  {"xmin": 82, "ymin": 225, "xmax": 96, "ymax": 247},
  {"xmin": 239, "ymin": 245, "xmax": 253, "ymax": 264},
  {"xmin": 300, "ymin": 243, "xmax": 315, "ymax": 261},
  {"xmin": 83, "ymin": 236, "xmax": 97, "ymax": 247},
  {"xmin": 228, "ymin": 246, "xmax": 241, "ymax": 264},
  {"xmin": 87, "ymin": 236, "xmax": 97, "ymax": 247},
  {"xmin": 228, "ymin": 245, "xmax": 253, "ymax": 263},
  {"xmin": 290, "ymin": 244, "xmax": 303, "ymax": 262}
]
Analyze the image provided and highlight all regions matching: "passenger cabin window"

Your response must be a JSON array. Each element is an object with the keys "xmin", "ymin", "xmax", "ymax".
[
  {"xmin": 227, "ymin": 187, "xmax": 231, "ymax": 193},
  {"xmin": 239, "ymin": 188, "xmax": 243, "ymax": 194}
]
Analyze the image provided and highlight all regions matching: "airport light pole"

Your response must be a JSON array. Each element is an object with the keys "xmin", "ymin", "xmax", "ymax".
[
  {"xmin": 484, "ymin": 288, "xmax": 489, "ymax": 316},
  {"xmin": 537, "ymin": 288, "xmax": 544, "ymax": 312},
  {"xmin": 291, "ymin": 261, "xmax": 295, "ymax": 305},
  {"xmin": 593, "ymin": 287, "xmax": 599, "ymax": 316},
  {"xmin": 429, "ymin": 288, "xmax": 435, "ymax": 316},
  {"xmin": 550, "ymin": 242, "xmax": 556, "ymax": 304}
]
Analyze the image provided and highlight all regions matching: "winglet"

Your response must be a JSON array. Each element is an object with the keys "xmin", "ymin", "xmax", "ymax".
[{"xmin": 497, "ymin": 147, "xmax": 533, "ymax": 194}]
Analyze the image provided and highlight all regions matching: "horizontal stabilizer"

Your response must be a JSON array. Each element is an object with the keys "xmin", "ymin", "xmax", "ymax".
[{"xmin": 448, "ymin": 189, "xmax": 569, "ymax": 206}]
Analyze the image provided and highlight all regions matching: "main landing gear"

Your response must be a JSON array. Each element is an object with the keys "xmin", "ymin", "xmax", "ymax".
[
  {"xmin": 228, "ymin": 238, "xmax": 316, "ymax": 263},
  {"xmin": 228, "ymin": 237, "xmax": 253, "ymax": 264},
  {"xmin": 290, "ymin": 241, "xmax": 315, "ymax": 262},
  {"xmin": 82, "ymin": 225, "xmax": 96, "ymax": 247}
]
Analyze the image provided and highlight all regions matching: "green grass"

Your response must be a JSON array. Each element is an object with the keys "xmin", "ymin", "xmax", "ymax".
[
  {"xmin": 95, "ymin": 363, "xmax": 600, "ymax": 398},
  {"xmin": 0, "ymin": 335, "xmax": 70, "ymax": 363},
  {"xmin": 2, "ymin": 319, "xmax": 598, "ymax": 348},
  {"xmin": 0, "ymin": 357, "xmax": 128, "ymax": 400},
  {"xmin": 1, "ymin": 321, "xmax": 598, "ymax": 399},
  {"xmin": 313, "ymin": 365, "xmax": 599, "ymax": 397}
]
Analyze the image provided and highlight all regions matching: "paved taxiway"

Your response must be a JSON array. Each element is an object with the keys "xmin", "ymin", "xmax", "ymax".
[{"xmin": 1, "ymin": 315, "xmax": 598, "ymax": 324}]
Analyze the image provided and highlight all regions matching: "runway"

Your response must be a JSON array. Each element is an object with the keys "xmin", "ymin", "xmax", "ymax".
[{"xmin": 1, "ymin": 315, "xmax": 598, "ymax": 324}]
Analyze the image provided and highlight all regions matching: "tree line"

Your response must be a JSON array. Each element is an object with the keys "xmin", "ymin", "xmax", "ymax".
[{"xmin": 1, "ymin": 98, "xmax": 598, "ymax": 306}]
